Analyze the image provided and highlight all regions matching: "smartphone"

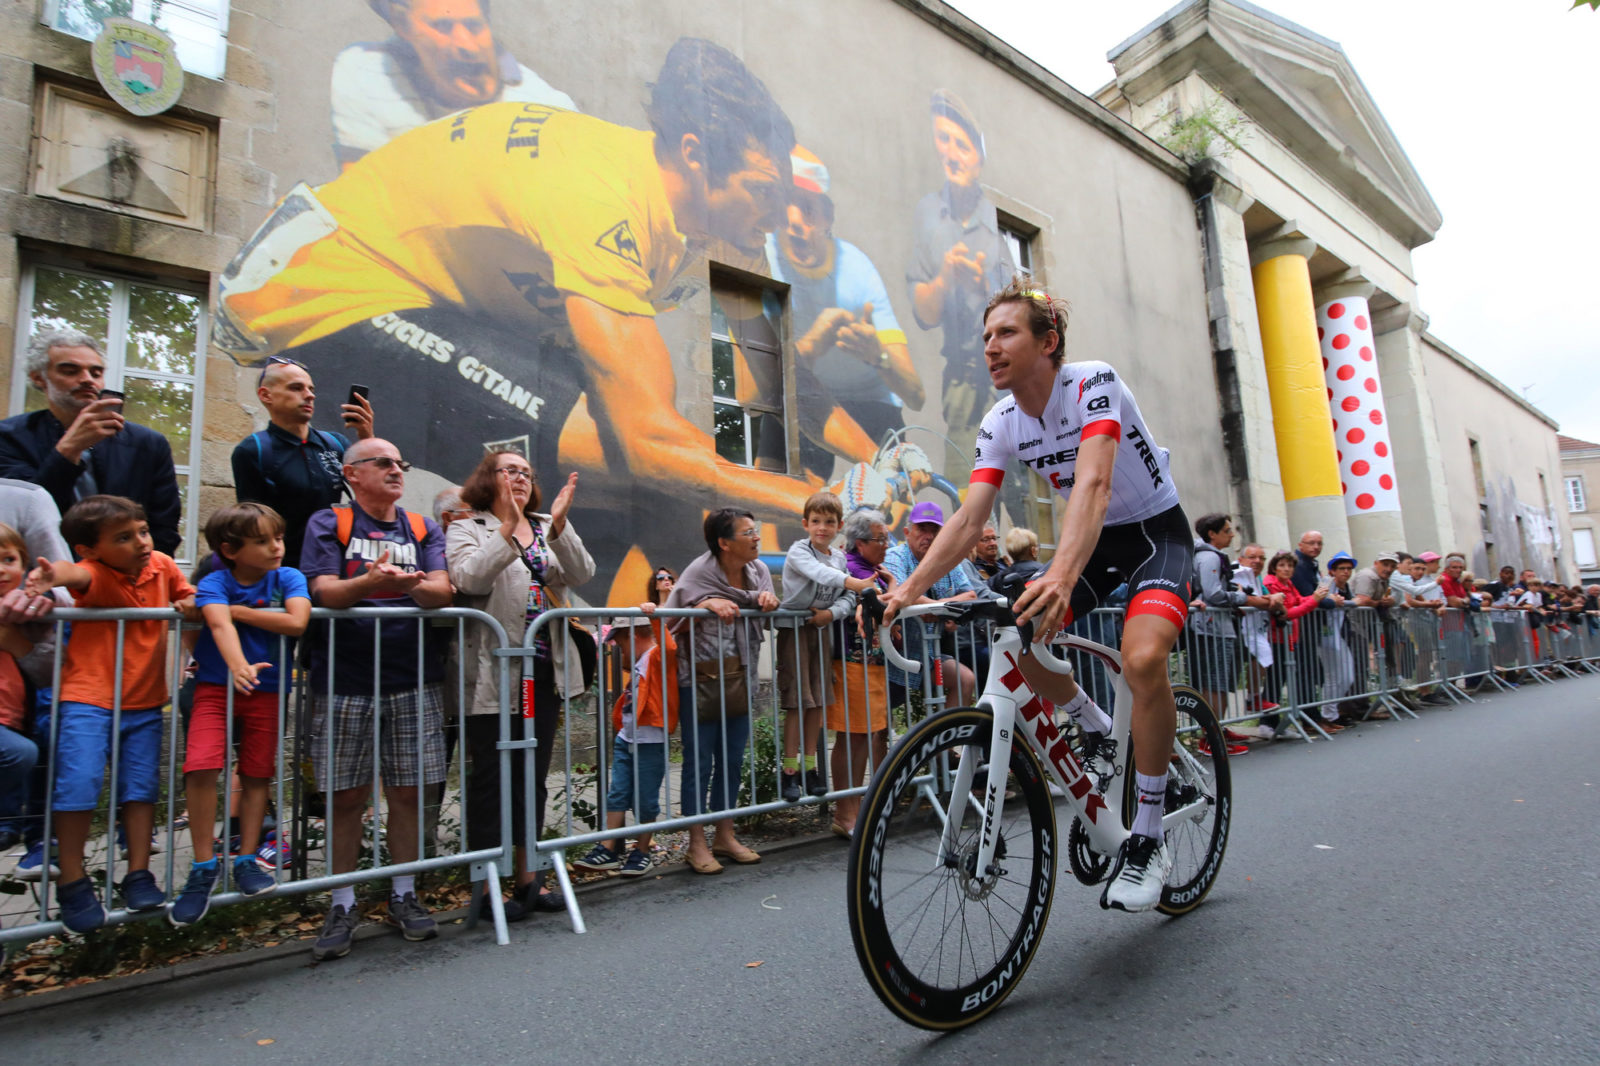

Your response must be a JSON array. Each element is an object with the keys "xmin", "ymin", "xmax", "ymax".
[
  {"xmin": 345, "ymin": 384, "xmax": 369, "ymax": 423},
  {"xmin": 98, "ymin": 388, "xmax": 124, "ymax": 406}
]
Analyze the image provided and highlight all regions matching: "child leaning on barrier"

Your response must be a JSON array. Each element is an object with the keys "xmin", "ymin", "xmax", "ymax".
[
  {"xmin": 0, "ymin": 523, "xmax": 40, "ymax": 855},
  {"xmin": 169, "ymin": 502, "xmax": 311, "ymax": 927},
  {"xmin": 23, "ymin": 494, "xmax": 197, "ymax": 933},
  {"xmin": 572, "ymin": 612, "xmax": 677, "ymax": 878},
  {"xmin": 776, "ymin": 492, "xmax": 877, "ymax": 803}
]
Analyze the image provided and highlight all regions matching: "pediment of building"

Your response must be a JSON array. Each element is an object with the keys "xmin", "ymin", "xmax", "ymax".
[{"xmin": 1106, "ymin": 0, "xmax": 1441, "ymax": 248}]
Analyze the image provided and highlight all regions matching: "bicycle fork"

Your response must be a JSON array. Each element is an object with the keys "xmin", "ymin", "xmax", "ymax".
[{"xmin": 937, "ymin": 695, "xmax": 1020, "ymax": 883}]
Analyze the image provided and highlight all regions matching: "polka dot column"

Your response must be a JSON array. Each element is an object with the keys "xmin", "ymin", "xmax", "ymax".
[{"xmin": 1317, "ymin": 295, "xmax": 1399, "ymax": 516}]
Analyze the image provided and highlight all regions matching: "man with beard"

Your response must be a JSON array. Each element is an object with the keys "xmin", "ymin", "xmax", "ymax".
[
  {"xmin": 765, "ymin": 146, "xmax": 923, "ymax": 477},
  {"xmin": 0, "ymin": 330, "xmax": 180, "ymax": 555},
  {"xmin": 331, "ymin": 0, "xmax": 576, "ymax": 168}
]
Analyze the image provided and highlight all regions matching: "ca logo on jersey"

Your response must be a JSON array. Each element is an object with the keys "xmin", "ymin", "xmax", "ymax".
[{"xmin": 596, "ymin": 220, "xmax": 643, "ymax": 266}]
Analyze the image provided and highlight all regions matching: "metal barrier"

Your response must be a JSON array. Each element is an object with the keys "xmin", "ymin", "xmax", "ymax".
[
  {"xmin": 0, "ymin": 605, "xmax": 516, "ymax": 951},
  {"xmin": 10, "ymin": 596, "xmax": 1600, "ymax": 952}
]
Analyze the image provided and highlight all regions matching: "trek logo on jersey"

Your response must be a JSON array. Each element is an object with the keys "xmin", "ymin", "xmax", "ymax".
[
  {"xmin": 1077, "ymin": 369, "xmax": 1115, "ymax": 401},
  {"xmin": 1086, "ymin": 396, "xmax": 1111, "ymax": 413},
  {"xmin": 1127, "ymin": 426, "xmax": 1165, "ymax": 487},
  {"xmin": 504, "ymin": 105, "xmax": 556, "ymax": 157},
  {"xmin": 596, "ymin": 220, "xmax": 643, "ymax": 266},
  {"xmin": 1020, "ymin": 446, "xmax": 1078, "ymax": 470}
]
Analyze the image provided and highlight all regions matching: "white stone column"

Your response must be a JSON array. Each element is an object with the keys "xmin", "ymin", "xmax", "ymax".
[
  {"xmin": 1372, "ymin": 303, "xmax": 1452, "ymax": 553},
  {"xmin": 1315, "ymin": 280, "xmax": 1406, "ymax": 562}
]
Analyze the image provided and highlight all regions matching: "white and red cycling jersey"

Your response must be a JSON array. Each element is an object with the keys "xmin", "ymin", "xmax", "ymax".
[{"xmin": 970, "ymin": 359, "xmax": 1179, "ymax": 526}]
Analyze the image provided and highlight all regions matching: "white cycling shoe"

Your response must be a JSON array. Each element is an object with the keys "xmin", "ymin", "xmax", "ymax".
[{"xmin": 1100, "ymin": 833, "xmax": 1172, "ymax": 913}]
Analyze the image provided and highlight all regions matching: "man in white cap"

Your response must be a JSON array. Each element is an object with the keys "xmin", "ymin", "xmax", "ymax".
[{"xmin": 767, "ymin": 145, "xmax": 924, "ymax": 478}]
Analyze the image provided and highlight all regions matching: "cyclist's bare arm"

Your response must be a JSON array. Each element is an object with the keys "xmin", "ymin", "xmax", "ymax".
[
  {"xmin": 1012, "ymin": 433, "xmax": 1115, "ymax": 639},
  {"xmin": 881, "ymin": 480, "xmax": 996, "ymax": 620}
]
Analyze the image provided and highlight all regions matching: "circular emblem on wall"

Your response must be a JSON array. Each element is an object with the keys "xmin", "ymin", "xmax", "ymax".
[{"xmin": 91, "ymin": 18, "xmax": 185, "ymax": 117}]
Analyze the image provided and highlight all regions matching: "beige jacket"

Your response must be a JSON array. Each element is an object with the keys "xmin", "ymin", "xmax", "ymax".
[{"xmin": 446, "ymin": 510, "xmax": 595, "ymax": 714}]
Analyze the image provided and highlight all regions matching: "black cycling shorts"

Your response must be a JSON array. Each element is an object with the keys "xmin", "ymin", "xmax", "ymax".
[{"xmin": 1065, "ymin": 503, "xmax": 1193, "ymax": 630}]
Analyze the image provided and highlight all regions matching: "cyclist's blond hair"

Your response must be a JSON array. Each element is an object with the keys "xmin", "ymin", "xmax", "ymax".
[{"xmin": 983, "ymin": 275, "xmax": 1070, "ymax": 369}]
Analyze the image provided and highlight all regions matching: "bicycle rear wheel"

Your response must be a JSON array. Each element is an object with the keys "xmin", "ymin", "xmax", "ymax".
[
  {"xmin": 847, "ymin": 707, "xmax": 1057, "ymax": 1031},
  {"xmin": 1155, "ymin": 686, "xmax": 1231, "ymax": 915}
]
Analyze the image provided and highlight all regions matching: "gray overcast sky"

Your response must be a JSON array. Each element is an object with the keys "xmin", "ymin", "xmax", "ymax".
[{"xmin": 947, "ymin": 0, "xmax": 1600, "ymax": 442}]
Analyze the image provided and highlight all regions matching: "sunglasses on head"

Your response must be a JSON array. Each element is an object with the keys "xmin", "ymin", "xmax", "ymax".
[{"xmin": 256, "ymin": 355, "xmax": 308, "ymax": 387}]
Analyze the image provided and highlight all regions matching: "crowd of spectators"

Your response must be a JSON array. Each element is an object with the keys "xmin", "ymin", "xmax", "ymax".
[
  {"xmin": 1185, "ymin": 511, "xmax": 1600, "ymax": 751},
  {"xmin": 5, "ymin": 328, "xmax": 1600, "ymax": 963}
]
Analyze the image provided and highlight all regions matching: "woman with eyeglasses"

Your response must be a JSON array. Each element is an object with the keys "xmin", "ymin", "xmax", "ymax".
[
  {"xmin": 646, "ymin": 567, "xmax": 676, "ymax": 607},
  {"xmin": 825, "ymin": 508, "xmax": 897, "ymax": 837},
  {"xmin": 446, "ymin": 450, "xmax": 594, "ymax": 918},
  {"xmin": 664, "ymin": 508, "xmax": 777, "ymax": 874}
]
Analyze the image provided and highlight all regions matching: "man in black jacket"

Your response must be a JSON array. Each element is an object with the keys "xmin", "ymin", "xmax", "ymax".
[{"xmin": 0, "ymin": 330, "xmax": 180, "ymax": 555}]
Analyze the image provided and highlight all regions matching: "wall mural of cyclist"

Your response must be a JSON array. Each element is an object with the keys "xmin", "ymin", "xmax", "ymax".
[{"xmin": 213, "ymin": 1, "xmax": 1019, "ymax": 603}]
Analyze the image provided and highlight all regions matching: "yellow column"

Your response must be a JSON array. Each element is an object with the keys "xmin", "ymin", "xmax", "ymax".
[{"xmin": 1249, "ymin": 234, "xmax": 1350, "ymax": 550}]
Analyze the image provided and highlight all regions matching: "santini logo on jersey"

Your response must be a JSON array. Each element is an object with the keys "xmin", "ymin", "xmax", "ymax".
[{"xmin": 1077, "ymin": 369, "xmax": 1115, "ymax": 401}]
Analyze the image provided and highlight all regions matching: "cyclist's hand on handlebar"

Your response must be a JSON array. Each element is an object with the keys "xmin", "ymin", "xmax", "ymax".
[
  {"xmin": 878, "ymin": 585, "xmax": 915, "ymax": 628},
  {"xmin": 1012, "ymin": 570, "xmax": 1074, "ymax": 643}
]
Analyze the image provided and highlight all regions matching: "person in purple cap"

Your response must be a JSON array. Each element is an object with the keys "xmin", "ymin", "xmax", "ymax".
[{"xmin": 881, "ymin": 500, "xmax": 978, "ymax": 705}]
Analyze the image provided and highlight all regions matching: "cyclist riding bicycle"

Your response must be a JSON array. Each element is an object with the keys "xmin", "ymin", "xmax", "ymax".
[{"xmin": 880, "ymin": 276, "xmax": 1192, "ymax": 913}]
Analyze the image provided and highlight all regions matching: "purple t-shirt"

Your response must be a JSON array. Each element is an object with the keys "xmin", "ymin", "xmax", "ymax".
[
  {"xmin": 194, "ymin": 566, "xmax": 310, "ymax": 691},
  {"xmin": 299, "ymin": 503, "xmax": 446, "ymax": 694}
]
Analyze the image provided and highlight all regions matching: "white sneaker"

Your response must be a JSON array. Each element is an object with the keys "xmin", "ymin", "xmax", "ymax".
[
  {"xmin": 1101, "ymin": 834, "xmax": 1171, "ymax": 913},
  {"xmin": 1256, "ymin": 725, "xmax": 1277, "ymax": 741}
]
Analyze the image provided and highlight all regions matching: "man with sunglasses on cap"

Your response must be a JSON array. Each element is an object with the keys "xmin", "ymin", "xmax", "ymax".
[
  {"xmin": 299, "ymin": 437, "xmax": 451, "ymax": 961},
  {"xmin": 232, "ymin": 358, "xmax": 375, "ymax": 567}
]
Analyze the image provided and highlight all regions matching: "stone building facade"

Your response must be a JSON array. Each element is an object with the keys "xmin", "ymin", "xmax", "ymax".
[{"xmin": 0, "ymin": 0, "xmax": 1572, "ymax": 596}]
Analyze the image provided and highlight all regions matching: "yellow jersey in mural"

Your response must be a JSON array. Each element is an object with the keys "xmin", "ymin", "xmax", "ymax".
[{"xmin": 215, "ymin": 102, "xmax": 689, "ymax": 357}]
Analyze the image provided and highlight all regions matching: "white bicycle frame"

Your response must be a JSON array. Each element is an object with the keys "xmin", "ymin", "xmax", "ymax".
[{"xmin": 882, "ymin": 601, "xmax": 1213, "ymax": 883}]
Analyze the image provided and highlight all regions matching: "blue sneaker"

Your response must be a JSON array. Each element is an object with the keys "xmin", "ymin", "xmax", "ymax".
[
  {"xmin": 16, "ymin": 839, "xmax": 59, "ymax": 882},
  {"xmin": 56, "ymin": 876, "xmax": 106, "ymax": 933},
  {"xmin": 120, "ymin": 869, "xmax": 166, "ymax": 912},
  {"xmin": 169, "ymin": 862, "xmax": 220, "ymax": 927},
  {"xmin": 233, "ymin": 857, "xmax": 276, "ymax": 898}
]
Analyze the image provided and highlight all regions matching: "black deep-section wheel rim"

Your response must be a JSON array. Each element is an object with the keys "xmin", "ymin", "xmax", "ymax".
[{"xmin": 847, "ymin": 707, "xmax": 1057, "ymax": 1031}]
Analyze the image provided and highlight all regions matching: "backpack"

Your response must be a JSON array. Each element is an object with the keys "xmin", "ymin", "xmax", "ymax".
[
  {"xmin": 330, "ymin": 504, "xmax": 429, "ymax": 548},
  {"xmin": 248, "ymin": 428, "xmax": 348, "ymax": 492}
]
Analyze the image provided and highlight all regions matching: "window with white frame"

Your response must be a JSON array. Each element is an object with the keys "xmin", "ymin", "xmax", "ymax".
[
  {"xmin": 1566, "ymin": 475, "xmax": 1586, "ymax": 514},
  {"xmin": 710, "ymin": 280, "xmax": 787, "ymax": 473},
  {"xmin": 43, "ymin": 0, "xmax": 229, "ymax": 80},
  {"xmin": 1575, "ymin": 529, "xmax": 1597, "ymax": 570},
  {"xmin": 998, "ymin": 216, "xmax": 1034, "ymax": 278},
  {"xmin": 13, "ymin": 259, "xmax": 207, "ymax": 562}
]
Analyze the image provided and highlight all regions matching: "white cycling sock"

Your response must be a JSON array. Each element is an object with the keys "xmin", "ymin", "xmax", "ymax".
[
  {"xmin": 1059, "ymin": 689, "xmax": 1113, "ymax": 734},
  {"xmin": 391, "ymin": 874, "xmax": 415, "ymax": 898},
  {"xmin": 1132, "ymin": 771, "xmax": 1167, "ymax": 840},
  {"xmin": 331, "ymin": 885, "xmax": 356, "ymax": 911}
]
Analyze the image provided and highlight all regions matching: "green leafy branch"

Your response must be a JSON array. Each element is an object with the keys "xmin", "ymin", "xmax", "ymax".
[{"xmin": 1153, "ymin": 98, "xmax": 1249, "ymax": 165}]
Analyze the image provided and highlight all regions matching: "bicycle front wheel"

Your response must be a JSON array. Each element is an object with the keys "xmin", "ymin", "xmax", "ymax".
[{"xmin": 846, "ymin": 706, "xmax": 1057, "ymax": 1031}]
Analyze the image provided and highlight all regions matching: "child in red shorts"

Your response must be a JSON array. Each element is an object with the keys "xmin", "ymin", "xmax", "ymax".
[{"xmin": 169, "ymin": 503, "xmax": 310, "ymax": 926}]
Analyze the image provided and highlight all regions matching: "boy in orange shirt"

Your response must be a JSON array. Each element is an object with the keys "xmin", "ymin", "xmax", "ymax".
[{"xmin": 25, "ymin": 495, "xmax": 196, "ymax": 932}]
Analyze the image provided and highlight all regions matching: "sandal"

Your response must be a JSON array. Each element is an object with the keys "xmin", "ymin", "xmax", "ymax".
[
  {"xmin": 711, "ymin": 843, "xmax": 761, "ymax": 865},
  {"xmin": 829, "ymin": 822, "xmax": 853, "ymax": 840},
  {"xmin": 685, "ymin": 853, "xmax": 724, "ymax": 875}
]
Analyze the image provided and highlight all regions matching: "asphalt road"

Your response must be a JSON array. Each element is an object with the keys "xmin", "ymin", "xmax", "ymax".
[{"xmin": 6, "ymin": 675, "xmax": 1600, "ymax": 1064}]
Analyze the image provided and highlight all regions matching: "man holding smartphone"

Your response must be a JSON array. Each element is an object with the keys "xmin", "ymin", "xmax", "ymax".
[
  {"xmin": 232, "ymin": 358, "xmax": 376, "ymax": 566},
  {"xmin": 0, "ymin": 329, "xmax": 181, "ymax": 554}
]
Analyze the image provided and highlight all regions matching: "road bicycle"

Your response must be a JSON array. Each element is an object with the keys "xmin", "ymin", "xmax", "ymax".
[{"xmin": 846, "ymin": 594, "xmax": 1231, "ymax": 1030}]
